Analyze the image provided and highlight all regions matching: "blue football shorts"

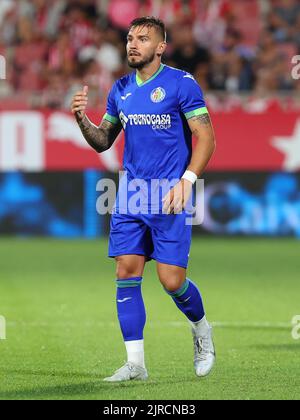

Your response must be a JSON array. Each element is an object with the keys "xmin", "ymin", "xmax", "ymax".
[{"xmin": 108, "ymin": 211, "xmax": 192, "ymax": 269}]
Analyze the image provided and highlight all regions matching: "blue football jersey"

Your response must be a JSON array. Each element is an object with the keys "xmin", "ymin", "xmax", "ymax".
[{"xmin": 104, "ymin": 64, "xmax": 208, "ymax": 182}]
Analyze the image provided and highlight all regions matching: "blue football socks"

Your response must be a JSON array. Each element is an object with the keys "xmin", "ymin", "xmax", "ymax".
[
  {"xmin": 165, "ymin": 278, "xmax": 205, "ymax": 322},
  {"xmin": 116, "ymin": 277, "xmax": 146, "ymax": 341}
]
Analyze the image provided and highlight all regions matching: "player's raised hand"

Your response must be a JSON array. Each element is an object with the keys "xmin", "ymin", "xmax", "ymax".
[{"xmin": 71, "ymin": 85, "xmax": 89, "ymax": 121}]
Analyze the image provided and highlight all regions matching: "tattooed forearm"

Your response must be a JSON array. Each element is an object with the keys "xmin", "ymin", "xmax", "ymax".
[{"xmin": 77, "ymin": 114, "xmax": 121, "ymax": 153}]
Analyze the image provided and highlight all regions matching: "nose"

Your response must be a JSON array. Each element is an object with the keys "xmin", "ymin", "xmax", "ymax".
[{"xmin": 128, "ymin": 38, "xmax": 138, "ymax": 49}]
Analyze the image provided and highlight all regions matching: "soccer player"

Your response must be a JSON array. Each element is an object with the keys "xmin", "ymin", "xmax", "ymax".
[{"xmin": 71, "ymin": 16, "xmax": 216, "ymax": 382}]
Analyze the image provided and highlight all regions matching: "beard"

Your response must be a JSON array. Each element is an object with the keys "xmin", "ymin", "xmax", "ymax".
[{"xmin": 127, "ymin": 51, "xmax": 156, "ymax": 70}]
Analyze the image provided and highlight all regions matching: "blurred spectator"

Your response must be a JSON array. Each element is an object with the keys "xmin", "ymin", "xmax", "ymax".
[
  {"xmin": 210, "ymin": 28, "xmax": 255, "ymax": 91},
  {"xmin": 47, "ymin": 30, "xmax": 75, "ymax": 76},
  {"xmin": 61, "ymin": 3, "xmax": 94, "ymax": 53},
  {"xmin": 13, "ymin": 16, "xmax": 49, "ymax": 91},
  {"xmin": 254, "ymin": 29, "xmax": 295, "ymax": 93},
  {"xmin": 293, "ymin": 13, "xmax": 300, "ymax": 50},
  {"xmin": 79, "ymin": 27, "xmax": 122, "ymax": 74},
  {"xmin": 274, "ymin": 0, "xmax": 300, "ymax": 26},
  {"xmin": 0, "ymin": 2, "xmax": 19, "ymax": 45},
  {"xmin": 40, "ymin": 70, "xmax": 66, "ymax": 108},
  {"xmin": 0, "ymin": 0, "xmax": 14, "ymax": 27},
  {"xmin": 167, "ymin": 25, "xmax": 210, "ymax": 76},
  {"xmin": 193, "ymin": 0, "xmax": 233, "ymax": 51},
  {"xmin": 267, "ymin": 0, "xmax": 300, "ymax": 43}
]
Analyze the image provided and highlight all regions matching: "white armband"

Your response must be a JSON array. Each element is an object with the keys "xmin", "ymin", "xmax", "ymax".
[{"xmin": 181, "ymin": 170, "xmax": 197, "ymax": 184}]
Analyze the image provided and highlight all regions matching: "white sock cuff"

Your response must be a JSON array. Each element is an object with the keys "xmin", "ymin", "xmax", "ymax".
[
  {"xmin": 125, "ymin": 339, "xmax": 144, "ymax": 353},
  {"xmin": 189, "ymin": 316, "xmax": 210, "ymax": 335}
]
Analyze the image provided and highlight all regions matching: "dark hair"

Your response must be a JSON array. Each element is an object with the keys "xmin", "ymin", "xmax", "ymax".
[{"xmin": 129, "ymin": 16, "xmax": 167, "ymax": 42}]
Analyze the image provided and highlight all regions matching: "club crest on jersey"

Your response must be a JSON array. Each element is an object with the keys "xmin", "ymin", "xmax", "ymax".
[{"xmin": 150, "ymin": 87, "xmax": 166, "ymax": 103}]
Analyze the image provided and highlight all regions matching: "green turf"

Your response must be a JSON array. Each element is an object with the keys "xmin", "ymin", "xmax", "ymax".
[{"xmin": 0, "ymin": 237, "xmax": 299, "ymax": 400}]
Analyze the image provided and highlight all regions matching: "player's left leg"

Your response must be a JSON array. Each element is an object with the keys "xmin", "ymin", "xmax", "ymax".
[{"xmin": 156, "ymin": 264, "xmax": 216, "ymax": 378}]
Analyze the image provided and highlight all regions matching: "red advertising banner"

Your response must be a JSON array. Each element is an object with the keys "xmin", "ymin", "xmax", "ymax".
[{"xmin": 0, "ymin": 109, "xmax": 299, "ymax": 172}]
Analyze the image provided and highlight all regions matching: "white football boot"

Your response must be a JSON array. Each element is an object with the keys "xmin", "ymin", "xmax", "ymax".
[
  {"xmin": 193, "ymin": 325, "xmax": 216, "ymax": 377},
  {"xmin": 103, "ymin": 362, "xmax": 148, "ymax": 382}
]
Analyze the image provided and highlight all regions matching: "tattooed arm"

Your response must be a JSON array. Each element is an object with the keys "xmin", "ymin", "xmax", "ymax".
[
  {"xmin": 71, "ymin": 85, "xmax": 122, "ymax": 153},
  {"xmin": 186, "ymin": 112, "xmax": 216, "ymax": 177},
  {"xmin": 77, "ymin": 114, "xmax": 122, "ymax": 153}
]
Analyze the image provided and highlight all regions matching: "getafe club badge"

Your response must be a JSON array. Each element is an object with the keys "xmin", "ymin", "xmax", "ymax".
[{"xmin": 151, "ymin": 87, "xmax": 166, "ymax": 103}]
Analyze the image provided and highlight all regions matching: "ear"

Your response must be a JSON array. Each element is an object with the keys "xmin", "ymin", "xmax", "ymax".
[{"xmin": 157, "ymin": 41, "xmax": 167, "ymax": 57}]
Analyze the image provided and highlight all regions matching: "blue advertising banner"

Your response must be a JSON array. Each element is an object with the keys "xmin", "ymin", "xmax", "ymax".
[
  {"xmin": 196, "ymin": 172, "xmax": 300, "ymax": 237},
  {"xmin": 0, "ymin": 171, "xmax": 102, "ymax": 237},
  {"xmin": 1, "ymin": 171, "xmax": 300, "ymax": 238}
]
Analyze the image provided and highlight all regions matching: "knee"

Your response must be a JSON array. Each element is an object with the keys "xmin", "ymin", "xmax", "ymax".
[
  {"xmin": 115, "ymin": 257, "xmax": 142, "ymax": 279},
  {"xmin": 159, "ymin": 273, "xmax": 186, "ymax": 292}
]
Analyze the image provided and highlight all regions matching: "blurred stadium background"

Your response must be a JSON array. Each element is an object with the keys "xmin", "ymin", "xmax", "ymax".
[{"xmin": 0, "ymin": 0, "xmax": 300, "ymax": 401}]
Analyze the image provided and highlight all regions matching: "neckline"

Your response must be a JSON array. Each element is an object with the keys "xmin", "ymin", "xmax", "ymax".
[{"xmin": 136, "ymin": 64, "xmax": 165, "ymax": 87}]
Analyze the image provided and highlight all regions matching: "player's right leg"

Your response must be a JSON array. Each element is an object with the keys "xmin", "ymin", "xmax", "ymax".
[{"xmin": 103, "ymin": 254, "xmax": 148, "ymax": 382}]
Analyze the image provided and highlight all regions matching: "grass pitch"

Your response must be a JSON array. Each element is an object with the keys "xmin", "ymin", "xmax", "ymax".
[{"xmin": 0, "ymin": 237, "xmax": 299, "ymax": 400}]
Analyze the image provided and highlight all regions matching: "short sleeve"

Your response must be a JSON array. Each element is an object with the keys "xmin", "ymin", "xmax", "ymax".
[
  {"xmin": 103, "ymin": 83, "xmax": 119, "ymax": 124},
  {"xmin": 178, "ymin": 73, "xmax": 208, "ymax": 120}
]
